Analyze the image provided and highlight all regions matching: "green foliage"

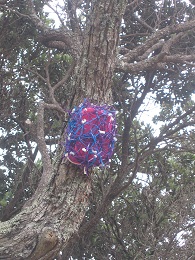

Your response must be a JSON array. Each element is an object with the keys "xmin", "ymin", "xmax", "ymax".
[
  {"xmin": 0, "ymin": 0, "xmax": 195, "ymax": 258},
  {"xmin": 72, "ymin": 151, "xmax": 195, "ymax": 259},
  {"xmin": 0, "ymin": 1, "xmax": 67, "ymax": 216},
  {"xmin": 0, "ymin": 191, "xmax": 12, "ymax": 207}
]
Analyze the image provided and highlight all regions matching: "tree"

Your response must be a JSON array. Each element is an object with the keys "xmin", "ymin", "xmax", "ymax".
[{"xmin": 0, "ymin": 0, "xmax": 195, "ymax": 259}]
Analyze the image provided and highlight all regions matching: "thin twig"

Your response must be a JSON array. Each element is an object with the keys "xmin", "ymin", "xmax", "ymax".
[
  {"xmin": 22, "ymin": 66, "xmax": 47, "ymax": 83},
  {"xmin": 133, "ymin": 13, "xmax": 154, "ymax": 33},
  {"xmin": 36, "ymin": 102, "xmax": 52, "ymax": 174},
  {"xmin": 53, "ymin": 60, "xmax": 76, "ymax": 91},
  {"xmin": 45, "ymin": 2, "xmax": 66, "ymax": 28}
]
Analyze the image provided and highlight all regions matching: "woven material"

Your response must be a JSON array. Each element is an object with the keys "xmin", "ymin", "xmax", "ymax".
[{"xmin": 65, "ymin": 100, "xmax": 117, "ymax": 173}]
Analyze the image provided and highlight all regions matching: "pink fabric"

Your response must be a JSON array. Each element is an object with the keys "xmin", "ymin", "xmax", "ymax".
[{"xmin": 65, "ymin": 102, "xmax": 116, "ymax": 170}]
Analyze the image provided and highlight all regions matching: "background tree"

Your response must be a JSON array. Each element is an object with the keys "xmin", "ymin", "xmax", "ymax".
[{"xmin": 0, "ymin": 0, "xmax": 195, "ymax": 259}]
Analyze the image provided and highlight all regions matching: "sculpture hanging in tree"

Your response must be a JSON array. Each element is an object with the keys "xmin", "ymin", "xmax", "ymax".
[{"xmin": 65, "ymin": 100, "xmax": 117, "ymax": 174}]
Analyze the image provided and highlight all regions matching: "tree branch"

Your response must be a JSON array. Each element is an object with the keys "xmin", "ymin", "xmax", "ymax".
[
  {"xmin": 132, "ymin": 13, "xmax": 154, "ymax": 33},
  {"xmin": 116, "ymin": 52, "xmax": 167, "ymax": 73},
  {"xmin": 122, "ymin": 19, "xmax": 195, "ymax": 63},
  {"xmin": 22, "ymin": 65, "xmax": 47, "ymax": 83},
  {"xmin": 23, "ymin": 59, "xmax": 74, "ymax": 115},
  {"xmin": 36, "ymin": 102, "xmax": 52, "ymax": 175},
  {"xmin": 163, "ymin": 54, "xmax": 195, "ymax": 63},
  {"xmin": 116, "ymin": 51, "xmax": 195, "ymax": 73},
  {"xmin": 45, "ymin": 2, "xmax": 66, "ymax": 29},
  {"xmin": 138, "ymin": 40, "xmax": 165, "ymax": 61},
  {"xmin": 0, "ymin": 0, "xmax": 78, "ymax": 52},
  {"xmin": 53, "ymin": 60, "xmax": 76, "ymax": 92},
  {"xmin": 161, "ymin": 32, "xmax": 186, "ymax": 54}
]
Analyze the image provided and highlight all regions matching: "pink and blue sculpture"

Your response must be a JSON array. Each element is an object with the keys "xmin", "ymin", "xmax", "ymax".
[{"xmin": 65, "ymin": 100, "xmax": 117, "ymax": 174}]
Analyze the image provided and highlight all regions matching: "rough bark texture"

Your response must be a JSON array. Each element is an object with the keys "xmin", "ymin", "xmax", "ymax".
[
  {"xmin": 72, "ymin": 0, "xmax": 126, "ymax": 105},
  {"xmin": 0, "ymin": 161, "xmax": 91, "ymax": 259},
  {"xmin": 0, "ymin": 0, "xmax": 127, "ymax": 259}
]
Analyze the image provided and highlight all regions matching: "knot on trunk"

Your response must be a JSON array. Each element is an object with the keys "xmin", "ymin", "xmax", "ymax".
[{"xmin": 29, "ymin": 227, "xmax": 58, "ymax": 260}]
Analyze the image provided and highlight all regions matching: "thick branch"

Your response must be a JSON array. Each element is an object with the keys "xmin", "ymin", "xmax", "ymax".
[
  {"xmin": 38, "ymin": 30, "xmax": 77, "ymax": 52},
  {"xmin": 116, "ymin": 52, "xmax": 166, "ymax": 73},
  {"xmin": 0, "ymin": 0, "xmax": 78, "ymax": 52},
  {"xmin": 122, "ymin": 19, "xmax": 195, "ymax": 62},
  {"xmin": 116, "ymin": 52, "xmax": 195, "ymax": 73}
]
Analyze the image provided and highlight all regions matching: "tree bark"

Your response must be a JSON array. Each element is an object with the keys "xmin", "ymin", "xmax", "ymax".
[
  {"xmin": 0, "ymin": 161, "xmax": 91, "ymax": 259},
  {"xmin": 71, "ymin": 0, "xmax": 127, "ymax": 105},
  {"xmin": 0, "ymin": 0, "xmax": 127, "ymax": 259}
]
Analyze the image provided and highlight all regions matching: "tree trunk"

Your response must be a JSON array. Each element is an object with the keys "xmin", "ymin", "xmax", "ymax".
[
  {"xmin": 0, "ymin": 161, "xmax": 91, "ymax": 259},
  {"xmin": 73, "ymin": 0, "xmax": 125, "ymax": 104},
  {"xmin": 0, "ymin": 1, "xmax": 127, "ymax": 259}
]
